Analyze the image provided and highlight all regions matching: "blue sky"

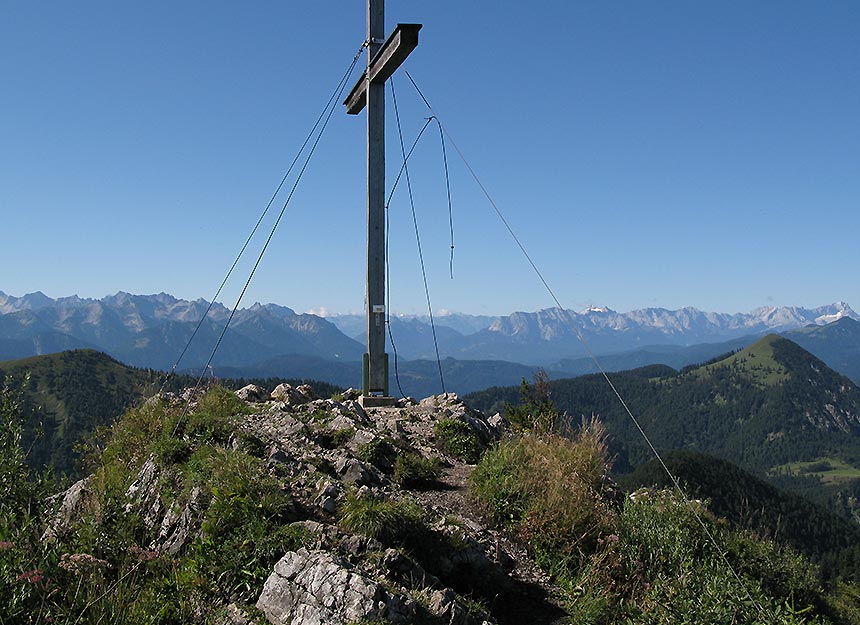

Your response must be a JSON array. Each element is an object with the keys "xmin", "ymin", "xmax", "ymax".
[{"xmin": 2, "ymin": 1, "xmax": 858, "ymax": 316}]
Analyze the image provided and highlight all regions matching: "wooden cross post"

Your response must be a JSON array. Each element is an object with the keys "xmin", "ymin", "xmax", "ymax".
[{"xmin": 344, "ymin": 0, "xmax": 420, "ymax": 406}]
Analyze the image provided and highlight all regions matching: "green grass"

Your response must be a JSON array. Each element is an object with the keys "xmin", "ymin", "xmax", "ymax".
[
  {"xmin": 695, "ymin": 335, "xmax": 790, "ymax": 387},
  {"xmin": 434, "ymin": 419, "xmax": 481, "ymax": 463},
  {"xmin": 338, "ymin": 491, "xmax": 425, "ymax": 545},
  {"xmin": 772, "ymin": 456, "xmax": 860, "ymax": 484},
  {"xmin": 393, "ymin": 452, "xmax": 441, "ymax": 488}
]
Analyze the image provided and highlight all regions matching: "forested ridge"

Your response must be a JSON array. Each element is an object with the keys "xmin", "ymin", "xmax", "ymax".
[
  {"xmin": 0, "ymin": 349, "xmax": 342, "ymax": 476},
  {"xmin": 467, "ymin": 335, "xmax": 860, "ymax": 472}
]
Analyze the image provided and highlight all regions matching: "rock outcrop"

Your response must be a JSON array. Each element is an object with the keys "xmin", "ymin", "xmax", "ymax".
[{"xmin": 51, "ymin": 385, "xmax": 561, "ymax": 625}]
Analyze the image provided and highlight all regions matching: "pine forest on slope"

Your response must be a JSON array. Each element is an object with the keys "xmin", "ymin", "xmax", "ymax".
[
  {"xmin": 467, "ymin": 334, "xmax": 860, "ymax": 473},
  {"xmin": 0, "ymin": 349, "xmax": 340, "ymax": 477}
]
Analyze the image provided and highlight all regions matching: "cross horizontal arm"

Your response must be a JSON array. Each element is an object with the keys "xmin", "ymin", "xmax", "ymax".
[{"xmin": 344, "ymin": 23, "xmax": 422, "ymax": 115}]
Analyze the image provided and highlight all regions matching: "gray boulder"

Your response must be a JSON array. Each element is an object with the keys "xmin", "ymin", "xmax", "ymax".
[
  {"xmin": 236, "ymin": 384, "xmax": 269, "ymax": 403},
  {"xmin": 256, "ymin": 548, "xmax": 415, "ymax": 625},
  {"xmin": 42, "ymin": 476, "xmax": 93, "ymax": 542}
]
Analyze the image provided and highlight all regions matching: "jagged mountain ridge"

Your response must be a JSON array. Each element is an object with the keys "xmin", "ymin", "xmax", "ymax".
[
  {"xmin": 1, "ymin": 290, "xmax": 856, "ymax": 374},
  {"xmin": 329, "ymin": 301, "xmax": 857, "ymax": 363},
  {"xmin": 0, "ymin": 290, "xmax": 363, "ymax": 367}
]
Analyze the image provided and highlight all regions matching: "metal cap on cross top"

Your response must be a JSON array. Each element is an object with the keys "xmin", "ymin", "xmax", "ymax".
[{"xmin": 343, "ymin": 0, "xmax": 421, "ymax": 408}]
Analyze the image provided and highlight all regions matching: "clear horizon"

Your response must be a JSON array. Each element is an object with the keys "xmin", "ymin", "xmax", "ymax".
[{"xmin": 2, "ymin": 2, "xmax": 858, "ymax": 317}]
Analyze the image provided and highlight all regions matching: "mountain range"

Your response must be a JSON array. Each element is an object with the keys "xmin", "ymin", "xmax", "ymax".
[
  {"xmin": 2, "ymin": 290, "xmax": 859, "ymax": 395},
  {"xmin": 327, "ymin": 301, "xmax": 858, "ymax": 363}
]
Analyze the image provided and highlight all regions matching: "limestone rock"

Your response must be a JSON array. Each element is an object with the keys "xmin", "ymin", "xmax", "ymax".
[
  {"xmin": 236, "ymin": 384, "xmax": 268, "ymax": 403},
  {"xmin": 271, "ymin": 383, "xmax": 315, "ymax": 406},
  {"xmin": 427, "ymin": 587, "xmax": 491, "ymax": 625},
  {"xmin": 43, "ymin": 476, "xmax": 94, "ymax": 542},
  {"xmin": 124, "ymin": 455, "xmax": 163, "ymax": 528},
  {"xmin": 333, "ymin": 456, "xmax": 375, "ymax": 486},
  {"xmin": 154, "ymin": 486, "xmax": 205, "ymax": 555},
  {"xmin": 341, "ymin": 388, "xmax": 361, "ymax": 401},
  {"xmin": 256, "ymin": 548, "xmax": 415, "ymax": 625}
]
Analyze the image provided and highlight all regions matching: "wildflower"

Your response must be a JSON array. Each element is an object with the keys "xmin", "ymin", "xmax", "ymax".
[
  {"xmin": 59, "ymin": 553, "xmax": 109, "ymax": 574},
  {"xmin": 597, "ymin": 533, "xmax": 620, "ymax": 546},
  {"xmin": 0, "ymin": 540, "xmax": 14, "ymax": 550},
  {"xmin": 17, "ymin": 569, "xmax": 44, "ymax": 584},
  {"xmin": 128, "ymin": 545, "xmax": 161, "ymax": 562}
]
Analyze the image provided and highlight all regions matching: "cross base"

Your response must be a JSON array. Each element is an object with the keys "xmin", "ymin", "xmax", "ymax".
[{"xmin": 358, "ymin": 395, "xmax": 398, "ymax": 408}]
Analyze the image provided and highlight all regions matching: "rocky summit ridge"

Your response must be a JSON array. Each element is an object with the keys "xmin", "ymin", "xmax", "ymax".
[{"xmin": 43, "ymin": 384, "xmax": 563, "ymax": 625}]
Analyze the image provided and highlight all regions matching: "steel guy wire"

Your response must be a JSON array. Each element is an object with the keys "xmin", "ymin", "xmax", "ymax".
[
  {"xmin": 391, "ymin": 77, "xmax": 446, "ymax": 395},
  {"xmin": 403, "ymin": 68, "xmax": 770, "ymax": 621},
  {"xmin": 156, "ymin": 42, "xmax": 368, "ymax": 397},
  {"xmin": 170, "ymin": 45, "xmax": 364, "ymax": 434}
]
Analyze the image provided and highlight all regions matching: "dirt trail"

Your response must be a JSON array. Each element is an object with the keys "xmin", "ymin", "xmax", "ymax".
[{"xmin": 413, "ymin": 463, "xmax": 569, "ymax": 625}]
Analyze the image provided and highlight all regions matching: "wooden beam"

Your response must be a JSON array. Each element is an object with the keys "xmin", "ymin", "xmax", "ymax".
[{"xmin": 344, "ymin": 23, "xmax": 422, "ymax": 115}]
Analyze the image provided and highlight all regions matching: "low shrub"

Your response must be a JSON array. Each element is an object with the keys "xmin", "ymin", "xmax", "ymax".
[
  {"xmin": 184, "ymin": 386, "xmax": 250, "ymax": 445},
  {"xmin": 338, "ymin": 492, "xmax": 425, "ymax": 545},
  {"xmin": 393, "ymin": 452, "xmax": 441, "ymax": 488},
  {"xmin": 151, "ymin": 435, "xmax": 191, "ymax": 465},
  {"xmin": 315, "ymin": 427, "xmax": 355, "ymax": 449},
  {"xmin": 471, "ymin": 419, "xmax": 616, "ymax": 568},
  {"xmin": 357, "ymin": 438, "xmax": 398, "ymax": 472},
  {"xmin": 434, "ymin": 419, "xmax": 481, "ymax": 463}
]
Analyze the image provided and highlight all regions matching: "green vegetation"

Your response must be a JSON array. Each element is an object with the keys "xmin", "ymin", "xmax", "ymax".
[
  {"xmin": 0, "ymin": 384, "xmax": 312, "ymax": 623},
  {"xmin": 470, "ymin": 419, "xmax": 859, "ymax": 624},
  {"xmin": 434, "ymin": 418, "xmax": 481, "ymax": 463},
  {"xmin": 774, "ymin": 457, "xmax": 860, "ymax": 485},
  {"xmin": 0, "ymin": 350, "xmax": 165, "ymax": 475},
  {"xmin": 466, "ymin": 336, "xmax": 860, "ymax": 476},
  {"xmin": 338, "ymin": 491, "xmax": 425, "ymax": 545},
  {"xmin": 503, "ymin": 369, "xmax": 559, "ymax": 432},
  {"xmin": 696, "ymin": 334, "xmax": 790, "ymax": 387},
  {"xmin": 470, "ymin": 420, "xmax": 615, "ymax": 570},
  {"xmin": 0, "ymin": 348, "xmax": 342, "ymax": 478},
  {"xmin": 393, "ymin": 452, "xmax": 442, "ymax": 488},
  {"xmin": 626, "ymin": 451, "xmax": 860, "ymax": 584},
  {"xmin": 356, "ymin": 437, "xmax": 398, "ymax": 472}
]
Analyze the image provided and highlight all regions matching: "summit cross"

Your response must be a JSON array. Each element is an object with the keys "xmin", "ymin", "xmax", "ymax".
[{"xmin": 343, "ymin": 0, "xmax": 421, "ymax": 406}]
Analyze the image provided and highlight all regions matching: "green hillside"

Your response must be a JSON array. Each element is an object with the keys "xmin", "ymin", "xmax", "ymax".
[
  {"xmin": 625, "ymin": 451, "xmax": 860, "ymax": 582},
  {"xmin": 0, "ymin": 350, "xmax": 164, "ymax": 475},
  {"xmin": 0, "ymin": 350, "xmax": 342, "ymax": 476},
  {"xmin": 466, "ymin": 335, "xmax": 860, "ymax": 475}
]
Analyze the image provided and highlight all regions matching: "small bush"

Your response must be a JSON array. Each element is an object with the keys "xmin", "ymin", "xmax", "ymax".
[
  {"xmin": 435, "ymin": 419, "xmax": 481, "ymax": 463},
  {"xmin": 316, "ymin": 427, "xmax": 355, "ymax": 449},
  {"xmin": 357, "ymin": 438, "xmax": 398, "ymax": 472},
  {"xmin": 190, "ymin": 448, "xmax": 300, "ymax": 600},
  {"xmin": 338, "ymin": 492, "xmax": 425, "ymax": 544},
  {"xmin": 470, "ymin": 418, "xmax": 616, "ymax": 568},
  {"xmin": 394, "ymin": 452, "xmax": 442, "ymax": 488},
  {"xmin": 185, "ymin": 386, "xmax": 250, "ymax": 445},
  {"xmin": 235, "ymin": 432, "xmax": 266, "ymax": 458},
  {"xmin": 151, "ymin": 435, "xmax": 191, "ymax": 465}
]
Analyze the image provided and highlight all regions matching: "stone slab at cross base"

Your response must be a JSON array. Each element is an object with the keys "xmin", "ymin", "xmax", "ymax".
[{"xmin": 358, "ymin": 395, "xmax": 398, "ymax": 408}]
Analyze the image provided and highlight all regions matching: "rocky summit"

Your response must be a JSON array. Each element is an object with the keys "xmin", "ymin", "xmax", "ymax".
[{"xmin": 41, "ymin": 384, "xmax": 564, "ymax": 625}]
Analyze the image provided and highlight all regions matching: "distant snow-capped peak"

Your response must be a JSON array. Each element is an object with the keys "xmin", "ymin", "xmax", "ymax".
[{"xmin": 582, "ymin": 305, "xmax": 613, "ymax": 314}]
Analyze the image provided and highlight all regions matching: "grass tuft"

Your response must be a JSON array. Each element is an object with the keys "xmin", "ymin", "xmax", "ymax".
[
  {"xmin": 434, "ymin": 419, "xmax": 481, "ymax": 463},
  {"xmin": 338, "ymin": 491, "xmax": 425, "ymax": 545}
]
